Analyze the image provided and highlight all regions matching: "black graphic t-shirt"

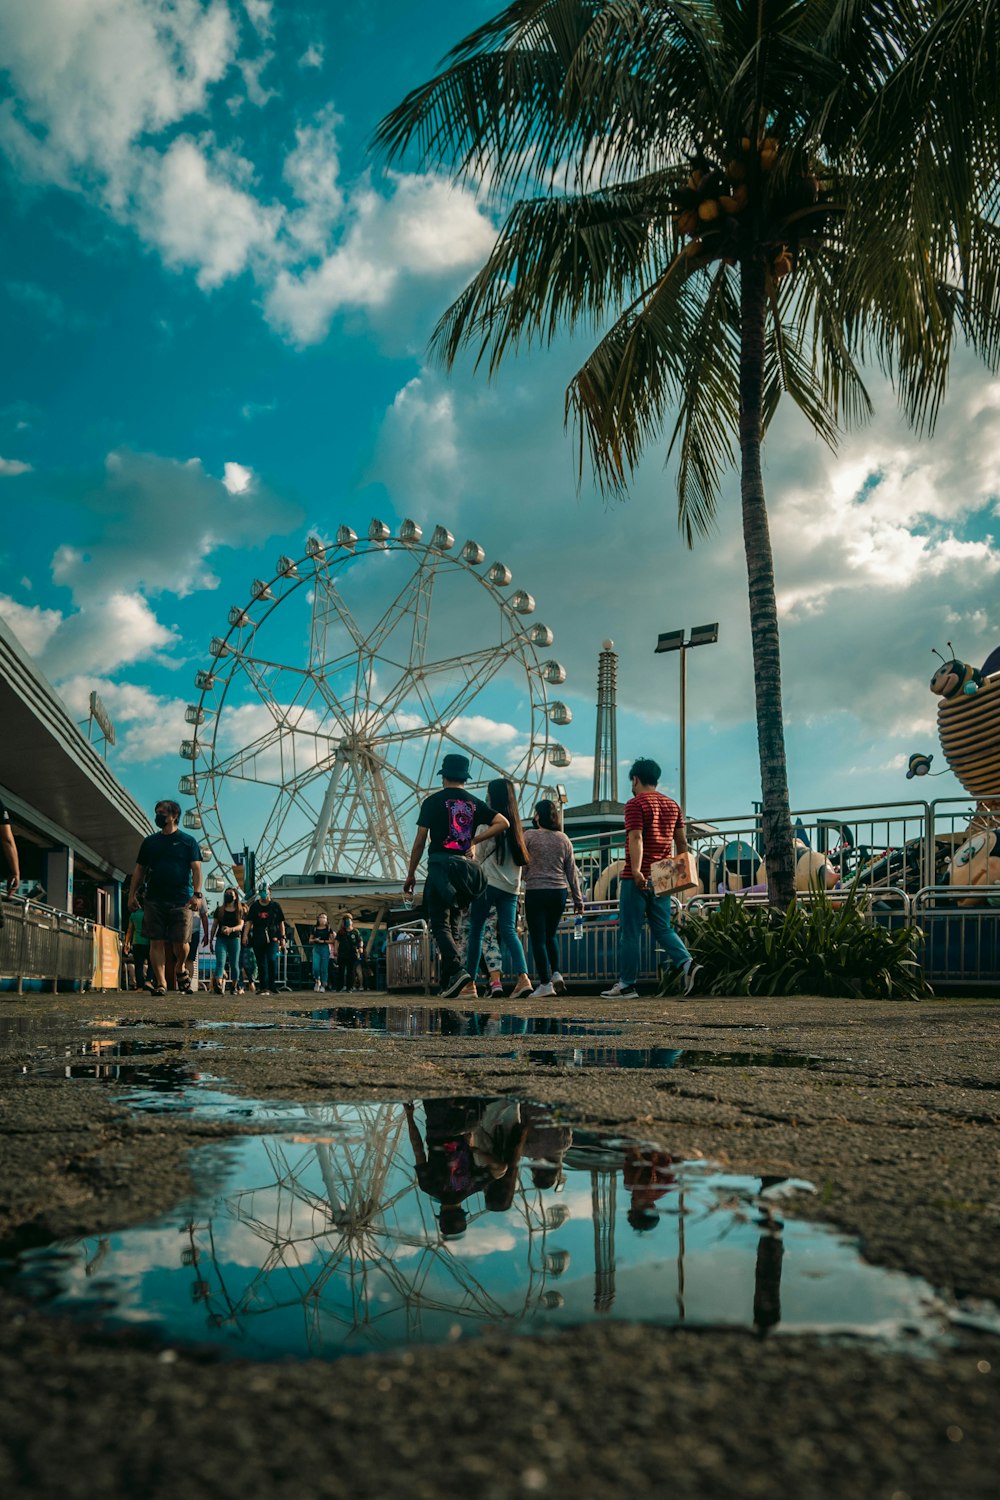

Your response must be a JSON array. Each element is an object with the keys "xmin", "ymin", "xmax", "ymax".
[
  {"xmin": 417, "ymin": 788, "xmax": 493, "ymax": 855},
  {"xmin": 247, "ymin": 899, "xmax": 285, "ymax": 943},
  {"xmin": 136, "ymin": 830, "xmax": 202, "ymax": 903}
]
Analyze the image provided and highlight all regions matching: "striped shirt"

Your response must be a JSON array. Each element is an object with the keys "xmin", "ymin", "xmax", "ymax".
[{"xmin": 622, "ymin": 792, "xmax": 682, "ymax": 879}]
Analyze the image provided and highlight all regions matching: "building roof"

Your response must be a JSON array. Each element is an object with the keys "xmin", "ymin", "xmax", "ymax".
[{"xmin": 0, "ymin": 615, "xmax": 151, "ymax": 879}]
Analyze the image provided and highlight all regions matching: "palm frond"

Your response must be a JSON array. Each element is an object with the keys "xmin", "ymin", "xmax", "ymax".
[
  {"xmin": 429, "ymin": 172, "xmax": 679, "ymax": 372},
  {"xmin": 566, "ymin": 257, "xmax": 739, "ymax": 538}
]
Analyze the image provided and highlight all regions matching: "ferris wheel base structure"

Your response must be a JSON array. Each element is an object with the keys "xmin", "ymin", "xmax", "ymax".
[{"xmin": 177, "ymin": 519, "xmax": 574, "ymax": 895}]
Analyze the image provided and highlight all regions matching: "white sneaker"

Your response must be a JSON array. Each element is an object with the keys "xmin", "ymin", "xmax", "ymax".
[
  {"xmin": 551, "ymin": 971, "xmax": 567, "ymax": 995},
  {"xmin": 531, "ymin": 981, "xmax": 555, "ymax": 998},
  {"xmin": 683, "ymin": 961, "xmax": 703, "ymax": 996},
  {"xmin": 314, "ymin": 980, "xmax": 323, "ymax": 992},
  {"xmin": 601, "ymin": 981, "xmax": 638, "ymax": 999}
]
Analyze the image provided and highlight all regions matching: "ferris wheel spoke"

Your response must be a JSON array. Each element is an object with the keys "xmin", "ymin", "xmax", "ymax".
[
  {"xmin": 373, "ymin": 642, "xmax": 510, "ymax": 728},
  {"xmin": 361, "ymin": 555, "xmax": 440, "ymax": 664},
  {"xmin": 421, "ymin": 646, "xmax": 527, "ymax": 736},
  {"xmin": 311, "ymin": 570, "xmax": 368, "ymax": 663}
]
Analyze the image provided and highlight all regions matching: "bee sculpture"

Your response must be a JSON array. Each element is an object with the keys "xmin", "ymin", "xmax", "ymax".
[{"xmin": 932, "ymin": 644, "xmax": 1000, "ymax": 799}]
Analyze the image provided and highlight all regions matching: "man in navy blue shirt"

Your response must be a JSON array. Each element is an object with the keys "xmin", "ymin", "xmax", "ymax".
[{"xmin": 128, "ymin": 799, "xmax": 203, "ymax": 995}]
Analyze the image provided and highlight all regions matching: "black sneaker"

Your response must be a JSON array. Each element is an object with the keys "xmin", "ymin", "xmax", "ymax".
[
  {"xmin": 683, "ymin": 962, "xmax": 703, "ymax": 996},
  {"xmin": 440, "ymin": 969, "xmax": 473, "ymax": 999}
]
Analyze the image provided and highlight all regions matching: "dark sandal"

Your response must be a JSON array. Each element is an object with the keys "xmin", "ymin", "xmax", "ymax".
[{"xmin": 177, "ymin": 973, "xmax": 193, "ymax": 994}]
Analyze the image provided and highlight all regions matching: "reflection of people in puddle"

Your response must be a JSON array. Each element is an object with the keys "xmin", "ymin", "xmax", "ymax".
[
  {"xmin": 471, "ymin": 1098, "xmax": 530, "ymax": 1212},
  {"xmin": 753, "ymin": 1182, "xmax": 787, "ymax": 1332},
  {"xmin": 623, "ymin": 1147, "xmax": 677, "ymax": 1232},
  {"xmin": 521, "ymin": 1102, "xmax": 572, "ymax": 1192},
  {"xmin": 404, "ymin": 1099, "xmax": 491, "ymax": 1239}
]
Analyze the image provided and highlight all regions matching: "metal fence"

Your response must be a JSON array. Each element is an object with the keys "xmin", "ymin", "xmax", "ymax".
[{"xmin": 0, "ymin": 897, "xmax": 95, "ymax": 991}]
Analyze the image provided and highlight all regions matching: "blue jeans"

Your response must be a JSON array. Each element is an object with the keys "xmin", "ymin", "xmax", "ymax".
[
  {"xmin": 311, "ymin": 945, "xmax": 330, "ymax": 984},
  {"xmin": 618, "ymin": 879, "xmax": 690, "ymax": 986},
  {"xmin": 215, "ymin": 933, "xmax": 241, "ymax": 983},
  {"xmin": 465, "ymin": 886, "xmax": 527, "ymax": 979}
]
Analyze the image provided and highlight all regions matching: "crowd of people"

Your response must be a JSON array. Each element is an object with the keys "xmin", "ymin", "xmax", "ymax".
[{"xmin": 124, "ymin": 746, "xmax": 700, "ymax": 1001}]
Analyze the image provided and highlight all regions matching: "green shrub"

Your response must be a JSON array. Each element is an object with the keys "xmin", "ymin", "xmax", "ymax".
[{"xmin": 659, "ymin": 885, "xmax": 930, "ymax": 999}]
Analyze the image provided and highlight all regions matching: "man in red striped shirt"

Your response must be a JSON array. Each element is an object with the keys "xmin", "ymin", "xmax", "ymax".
[{"xmin": 602, "ymin": 757, "xmax": 701, "ymax": 1000}]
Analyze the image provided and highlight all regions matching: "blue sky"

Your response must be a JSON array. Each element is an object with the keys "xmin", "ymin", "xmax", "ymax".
[{"xmin": 0, "ymin": 1, "xmax": 998, "ymax": 879}]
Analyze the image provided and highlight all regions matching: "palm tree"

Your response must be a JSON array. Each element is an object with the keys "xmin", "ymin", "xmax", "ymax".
[{"xmin": 374, "ymin": 0, "xmax": 1000, "ymax": 907}]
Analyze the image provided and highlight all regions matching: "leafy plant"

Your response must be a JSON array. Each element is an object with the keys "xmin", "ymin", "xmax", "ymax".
[{"xmin": 660, "ymin": 887, "xmax": 930, "ymax": 999}]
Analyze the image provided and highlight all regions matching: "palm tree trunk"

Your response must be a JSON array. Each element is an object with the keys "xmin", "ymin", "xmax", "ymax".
[{"xmin": 739, "ymin": 256, "xmax": 796, "ymax": 908}]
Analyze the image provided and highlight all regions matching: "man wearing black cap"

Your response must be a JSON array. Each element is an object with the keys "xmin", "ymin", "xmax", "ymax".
[{"xmin": 403, "ymin": 752, "xmax": 509, "ymax": 998}]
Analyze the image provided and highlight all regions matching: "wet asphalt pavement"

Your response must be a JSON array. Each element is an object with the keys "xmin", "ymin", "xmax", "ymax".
[{"xmin": 1, "ymin": 988, "xmax": 998, "ymax": 1499}]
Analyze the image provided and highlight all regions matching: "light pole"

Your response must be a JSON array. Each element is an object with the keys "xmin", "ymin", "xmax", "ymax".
[{"xmin": 654, "ymin": 624, "xmax": 719, "ymax": 810}]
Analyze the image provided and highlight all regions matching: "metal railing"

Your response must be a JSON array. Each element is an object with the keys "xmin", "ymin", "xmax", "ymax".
[{"xmin": 0, "ymin": 897, "xmax": 95, "ymax": 991}]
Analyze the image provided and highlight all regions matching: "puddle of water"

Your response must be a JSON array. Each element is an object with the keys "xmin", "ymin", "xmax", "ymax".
[
  {"xmin": 81, "ymin": 1007, "xmax": 627, "ymax": 1039},
  {"xmin": 18, "ymin": 1038, "xmax": 221, "ymax": 1085},
  {"xmin": 521, "ymin": 1048, "xmax": 820, "ymax": 1071},
  {"xmin": 6, "ymin": 1094, "xmax": 982, "ymax": 1361}
]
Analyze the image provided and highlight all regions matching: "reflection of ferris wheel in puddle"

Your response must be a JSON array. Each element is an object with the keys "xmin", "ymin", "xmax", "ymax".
[
  {"xmin": 179, "ymin": 520, "xmax": 573, "ymax": 886},
  {"xmin": 184, "ymin": 1103, "xmax": 568, "ymax": 1353}
]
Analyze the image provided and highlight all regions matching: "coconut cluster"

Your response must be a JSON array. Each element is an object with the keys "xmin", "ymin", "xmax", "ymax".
[{"xmin": 672, "ymin": 136, "xmax": 824, "ymax": 278}]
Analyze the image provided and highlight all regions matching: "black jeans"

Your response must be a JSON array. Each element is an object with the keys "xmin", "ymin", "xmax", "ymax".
[
  {"xmin": 524, "ymin": 889, "xmax": 566, "ymax": 983},
  {"xmin": 424, "ymin": 883, "xmax": 465, "ymax": 984},
  {"xmin": 253, "ymin": 940, "xmax": 278, "ymax": 992},
  {"xmin": 336, "ymin": 954, "xmax": 360, "ymax": 991}
]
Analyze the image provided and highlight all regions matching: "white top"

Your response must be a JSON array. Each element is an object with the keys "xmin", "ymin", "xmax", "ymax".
[{"xmin": 476, "ymin": 835, "xmax": 523, "ymax": 895}]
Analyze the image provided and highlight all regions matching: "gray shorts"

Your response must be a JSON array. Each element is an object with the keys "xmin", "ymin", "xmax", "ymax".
[{"xmin": 143, "ymin": 900, "xmax": 193, "ymax": 946}]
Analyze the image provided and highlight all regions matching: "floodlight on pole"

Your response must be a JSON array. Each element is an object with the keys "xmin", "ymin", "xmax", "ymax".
[{"xmin": 653, "ymin": 624, "xmax": 719, "ymax": 810}]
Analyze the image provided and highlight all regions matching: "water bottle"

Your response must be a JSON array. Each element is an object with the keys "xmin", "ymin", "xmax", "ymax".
[{"xmin": 573, "ymin": 913, "xmax": 584, "ymax": 942}]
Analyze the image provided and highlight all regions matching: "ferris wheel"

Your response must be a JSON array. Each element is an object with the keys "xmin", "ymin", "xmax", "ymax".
[{"xmin": 178, "ymin": 519, "xmax": 572, "ymax": 886}]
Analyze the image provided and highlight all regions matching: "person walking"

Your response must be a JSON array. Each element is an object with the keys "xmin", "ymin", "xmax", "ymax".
[
  {"xmin": 463, "ymin": 777, "xmax": 533, "ymax": 1001},
  {"xmin": 334, "ymin": 914, "xmax": 363, "ymax": 992},
  {"xmin": 403, "ymin": 753, "xmax": 508, "ymax": 999},
  {"xmin": 601, "ymin": 757, "xmax": 701, "ymax": 1001},
  {"xmin": 187, "ymin": 891, "xmax": 210, "ymax": 992},
  {"xmin": 1, "ymin": 801, "xmax": 20, "ymax": 895},
  {"xmin": 246, "ymin": 884, "xmax": 286, "ymax": 995},
  {"xmin": 211, "ymin": 887, "xmax": 244, "ymax": 994},
  {"xmin": 123, "ymin": 900, "xmax": 150, "ymax": 991},
  {"xmin": 127, "ymin": 800, "xmax": 202, "ymax": 995},
  {"xmin": 309, "ymin": 911, "xmax": 333, "ymax": 992},
  {"xmin": 522, "ymin": 800, "xmax": 584, "ymax": 998}
]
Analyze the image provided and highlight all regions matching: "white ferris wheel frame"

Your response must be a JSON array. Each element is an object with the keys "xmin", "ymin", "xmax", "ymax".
[{"xmin": 179, "ymin": 520, "xmax": 571, "ymax": 889}]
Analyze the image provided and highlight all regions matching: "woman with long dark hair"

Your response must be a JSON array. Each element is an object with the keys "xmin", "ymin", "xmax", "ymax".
[
  {"xmin": 522, "ymin": 799, "xmax": 584, "ymax": 998},
  {"xmin": 462, "ymin": 777, "xmax": 533, "ymax": 1000}
]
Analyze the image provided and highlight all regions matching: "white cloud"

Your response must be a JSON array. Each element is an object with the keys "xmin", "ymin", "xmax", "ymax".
[
  {"xmin": 38, "ymin": 592, "xmax": 179, "ymax": 679},
  {"xmin": 222, "ymin": 460, "xmax": 253, "ymax": 494},
  {"xmin": 264, "ymin": 173, "xmax": 497, "ymax": 346},
  {"xmin": 0, "ymin": 5, "xmax": 497, "ymax": 343},
  {"xmin": 0, "ymin": 0, "xmax": 237, "ymax": 201},
  {"xmin": 0, "ymin": 594, "xmax": 62, "ymax": 655},
  {"xmin": 241, "ymin": 0, "xmax": 272, "ymax": 39},
  {"xmin": 135, "ymin": 136, "xmax": 280, "ymax": 289},
  {"xmin": 298, "ymin": 43, "xmax": 324, "ymax": 70},
  {"xmin": 451, "ymin": 714, "xmax": 522, "ymax": 746},
  {"xmin": 0, "ymin": 456, "xmax": 32, "ymax": 475}
]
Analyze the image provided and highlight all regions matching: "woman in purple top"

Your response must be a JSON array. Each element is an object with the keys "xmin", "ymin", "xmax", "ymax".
[{"xmin": 521, "ymin": 800, "xmax": 584, "ymax": 998}]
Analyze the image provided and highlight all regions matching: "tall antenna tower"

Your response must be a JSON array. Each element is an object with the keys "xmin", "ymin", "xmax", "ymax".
[{"xmin": 592, "ymin": 639, "xmax": 619, "ymax": 802}]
